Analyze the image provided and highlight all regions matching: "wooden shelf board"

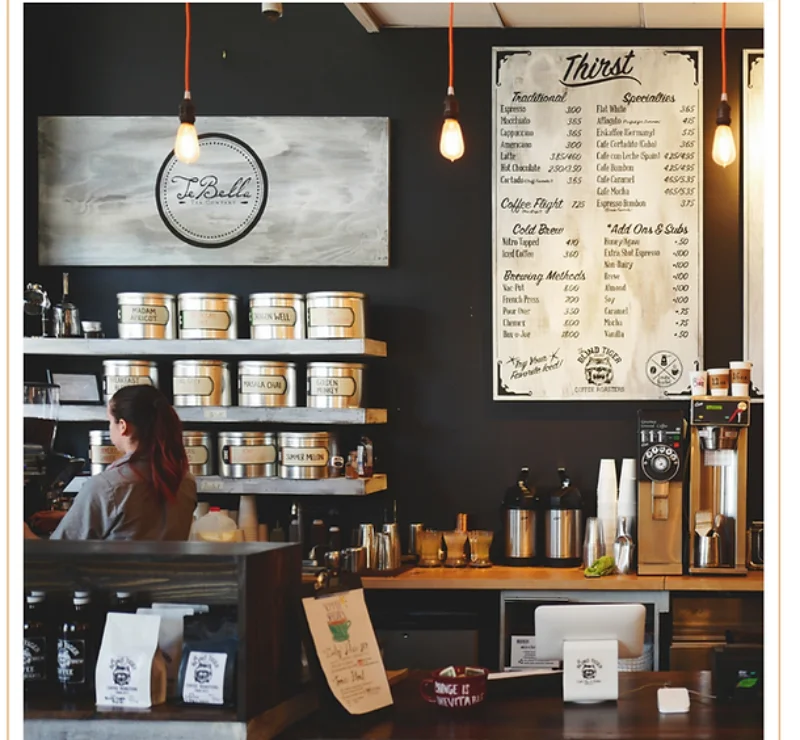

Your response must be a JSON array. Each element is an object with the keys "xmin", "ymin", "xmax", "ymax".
[
  {"xmin": 23, "ymin": 337, "xmax": 387, "ymax": 357},
  {"xmin": 664, "ymin": 572, "xmax": 764, "ymax": 592},
  {"xmin": 196, "ymin": 473, "xmax": 387, "ymax": 496}
]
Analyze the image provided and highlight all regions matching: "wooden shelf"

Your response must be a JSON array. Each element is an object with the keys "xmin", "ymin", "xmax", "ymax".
[
  {"xmin": 33, "ymin": 405, "xmax": 387, "ymax": 425},
  {"xmin": 23, "ymin": 337, "xmax": 387, "ymax": 357}
]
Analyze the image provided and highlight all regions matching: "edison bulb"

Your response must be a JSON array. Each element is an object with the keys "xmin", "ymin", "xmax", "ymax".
[
  {"xmin": 175, "ymin": 122, "xmax": 200, "ymax": 164},
  {"xmin": 440, "ymin": 118, "xmax": 465, "ymax": 162},
  {"xmin": 712, "ymin": 124, "xmax": 736, "ymax": 168}
]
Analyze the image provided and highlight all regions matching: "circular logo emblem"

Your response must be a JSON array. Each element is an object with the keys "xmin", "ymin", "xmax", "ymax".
[
  {"xmin": 646, "ymin": 351, "xmax": 683, "ymax": 387},
  {"xmin": 156, "ymin": 133, "xmax": 268, "ymax": 249},
  {"xmin": 584, "ymin": 353, "xmax": 615, "ymax": 386}
]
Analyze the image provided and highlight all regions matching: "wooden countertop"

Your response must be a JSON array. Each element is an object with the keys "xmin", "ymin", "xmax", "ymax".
[{"xmin": 360, "ymin": 566, "xmax": 764, "ymax": 592}]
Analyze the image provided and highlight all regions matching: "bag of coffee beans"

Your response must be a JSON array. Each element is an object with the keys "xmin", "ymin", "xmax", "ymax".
[{"xmin": 176, "ymin": 611, "xmax": 237, "ymax": 707}]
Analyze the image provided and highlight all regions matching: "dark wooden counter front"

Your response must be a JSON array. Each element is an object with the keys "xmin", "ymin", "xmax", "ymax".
[{"xmin": 276, "ymin": 671, "xmax": 763, "ymax": 739}]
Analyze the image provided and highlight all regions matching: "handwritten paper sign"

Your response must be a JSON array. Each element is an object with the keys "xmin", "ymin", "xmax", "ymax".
[
  {"xmin": 492, "ymin": 47, "xmax": 704, "ymax": 400},
  {"xmin": 301, "ymin": 589, "xmax": 392, "ymax": 715}
]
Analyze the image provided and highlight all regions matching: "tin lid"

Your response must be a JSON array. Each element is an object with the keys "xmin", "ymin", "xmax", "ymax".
[
  {"xmin": 178, "ymin": 292, "xmax": 238, "ymax": 301},
  {"xmin": 173, "ymin": 359, "xmax": 229, "ymax": 368},
  {"xmin": 182, "ymin": 430, "xmax": 212, "ymax": 441},
  {"xmin": 306, "ymin": 362, "xmax": 366, "ymax": 370},
  {"xmin": 88, "ymin": 430, "xmax": 112, "ymax": 441},
  {"xmin": 218, "ymin": 431, "xmax": 276, "ymax": 441},
  {"xmin": 249, "ymin": 292, "xmax": 304, "ymax": 302},
  {"xmin": 102, "ymin": 359, "xmax": 157, "ymax": 369},
  {"xmin": 278, "ymin": 431, "xmax": 332, "ymax": 443},
  {"xmin": 306, "ymin": 291, "xmax": 366, "ymax": 300},
  {"xmin": 238, "ymin": 360, "xmax": 296, "ymax": 370},
  {"xmin": 116, "ymin": 292, "xmax": 175, "ymax": 301}
]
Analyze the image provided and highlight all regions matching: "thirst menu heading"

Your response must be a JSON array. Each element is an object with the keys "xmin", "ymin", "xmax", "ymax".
[{"xmin": 492, "ymin": 47, "xmax": 703, "ymax": 401}]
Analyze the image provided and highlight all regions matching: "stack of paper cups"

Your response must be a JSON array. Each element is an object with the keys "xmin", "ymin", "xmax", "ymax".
[
  {"xmin": 596, "ymin": 459, "xmax": 618, "ymax": 555},
  {"xmin": 618, "ymin": 458, "xmax": 638, "ymax": 541},
  {"xmin": 238, "ymin": 495, "xmax": 259, "ymax": 542}
]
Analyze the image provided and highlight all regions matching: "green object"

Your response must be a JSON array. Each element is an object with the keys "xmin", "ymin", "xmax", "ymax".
[
  {"xmin": 584, "ymin": 555, "xmax": 616, "ymax": 578},
  {"xmin": 736, "ymin": 677, "xmax": 759, "ymax": 689}
]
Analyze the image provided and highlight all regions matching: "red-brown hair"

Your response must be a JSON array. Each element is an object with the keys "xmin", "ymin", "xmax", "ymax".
[{"xmin": 109, "ymin": 385, "xmax": 188, "ymax": 504}]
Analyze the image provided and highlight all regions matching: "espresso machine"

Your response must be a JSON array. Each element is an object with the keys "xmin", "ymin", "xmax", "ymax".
[
  {"xmin": 636, "ymin": 409, "xmax": 686, "ymax": 575},
  {"xmin": 688, "ymin": 397, "xmax": 750, "ymax": 575}
]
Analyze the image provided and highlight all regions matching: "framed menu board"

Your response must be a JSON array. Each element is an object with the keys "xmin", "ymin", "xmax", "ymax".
[
  {"xmin": 492, "ymin": 47, "xmax": 703, "ymax": 401},
  {"xmin": 742, "ymin": 50, "xmax": 764, "ymax": 395}
]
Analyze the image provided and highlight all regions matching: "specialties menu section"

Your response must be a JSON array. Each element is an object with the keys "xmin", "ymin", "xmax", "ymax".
[{"xmin": 492, "ymin": 47, "xmax": 703, "ymax": 401}]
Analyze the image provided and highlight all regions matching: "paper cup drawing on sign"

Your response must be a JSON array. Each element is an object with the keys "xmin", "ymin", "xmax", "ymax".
[{"xmin": 325, "ymin": 602, "xmax": 352, "ymax": 643}]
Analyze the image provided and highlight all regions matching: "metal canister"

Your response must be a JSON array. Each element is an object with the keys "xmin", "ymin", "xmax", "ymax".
[
  {"xmin": 182, "ymin": 431, "xmax": 214, "ymax": 477},
  {"xmin": 117, "ymin": 292, "xmax": 176, "ymax": 339},
  {"xmin": 249, "ymin": 293, "xmax": 305, "ymax": 339},
  {"xmin": 305, "ymin": 291, "xmax": 367, "ymax": 339},
  {"xmin": 278, "ymin": 431, "xmax": 335, "ymax": 480},
  {"xmin": 88, "ymin": 430, "xmax": 124, "ymax": 475},
  {"xmin": 178, "ymin": 293, "xmax": 238, "ymax": 339},
  {"xmin": 218, "ymin": 432, "xmax": 277, "ymax": 479},
  {"xmin": 102, "ymin": 360, "xmax": 159, "ymax": 402},
  {"xmin": 306, "ymin": 362, "xmax": 365, "ymax": 408},
  {"xmin": 237, "ymin": 361, "xmax": 297, "ymax": 407},
  {"xmin": 173, "ymin": 360, "xmax": 231, "ymax": 406}
]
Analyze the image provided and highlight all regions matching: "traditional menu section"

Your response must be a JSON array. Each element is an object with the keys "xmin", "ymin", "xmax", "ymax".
[{"xmin": 492, "ymin": 47, "xmax": 703, "ymax": 401}]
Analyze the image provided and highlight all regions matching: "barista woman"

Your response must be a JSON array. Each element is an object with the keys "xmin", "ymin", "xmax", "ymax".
[{"xmin": 27, "ymin": 385, "xmax": 196, "ymax": 541}]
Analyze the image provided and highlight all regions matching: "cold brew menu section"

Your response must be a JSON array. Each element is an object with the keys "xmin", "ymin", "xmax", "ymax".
[{"xmin": 492, "ymin": 47, "xmax": 703, "ymax": 401}]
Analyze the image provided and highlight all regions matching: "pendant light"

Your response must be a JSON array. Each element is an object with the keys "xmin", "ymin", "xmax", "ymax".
[
  {"xmin": 175, "ymin": 2, "xmax": 200, "ymax": 164},
  {"xmin": 712, "ymin": 2, "xmax": 736, "ymax": 168},
  {"xmin": 440, "ymin": 2, "xmax": 464, "ymax": 162}
]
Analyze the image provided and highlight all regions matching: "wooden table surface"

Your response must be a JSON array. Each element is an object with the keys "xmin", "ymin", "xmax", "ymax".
[
  {"xmin": 276, "ymin": 671, "xmax": 763, "ymax": 739},
  {"xmin": 359, "ymin": 566, "xmax": 764, "ymax": 592}
]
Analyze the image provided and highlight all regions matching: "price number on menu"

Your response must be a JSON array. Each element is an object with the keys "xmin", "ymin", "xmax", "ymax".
[
  {"xmin": 562, "ymin": 267, "xmax": 581, "ymax": 338},
  {"xmin": 672, "ymin": 237, "xmax": 692, "ymax": 336}
]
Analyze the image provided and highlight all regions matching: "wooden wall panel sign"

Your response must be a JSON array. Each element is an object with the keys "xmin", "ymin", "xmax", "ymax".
[
  {"xmin": 492, "ymin": 47, "xmax": 703, "ymax": 401},
  {"xmin": 38, "ymin": 116, "xmax": 390, "ymax": 267},
  {"xmin": 742, "ymin": 50, "xmax": 764, "ymax": 395}
]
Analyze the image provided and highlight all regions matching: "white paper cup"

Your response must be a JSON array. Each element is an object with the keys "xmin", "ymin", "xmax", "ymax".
[
  {"xmin": 707, "ymin": 368, "xmax": 730, "ymax": 396},
  {"xmin": 729, "ymin": 361, "xmax": 752, "ymax": 397},
  {"xmin": 690, "ymin": 371, "xmax": 708, "ymax": 397},
  {"xmin": 620, "ymin": 458, "xmax": 637, "ymax": 482}
]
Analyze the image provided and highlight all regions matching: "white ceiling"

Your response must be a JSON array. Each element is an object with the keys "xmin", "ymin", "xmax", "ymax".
[{"xmin": 344, "ymin": 3, "xmax": 764, "ymax": 32}]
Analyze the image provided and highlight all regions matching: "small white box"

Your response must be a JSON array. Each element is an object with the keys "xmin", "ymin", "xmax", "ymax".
[
  {"xmin": 658, "ymin": 687, "xmax": 690, "ymax": 714},
  {"xmin": 562, "ymin": 639, "xmax": 619, "ymax": 703}
]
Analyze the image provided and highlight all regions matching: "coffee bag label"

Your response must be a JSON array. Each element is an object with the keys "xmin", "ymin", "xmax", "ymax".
[
  {"xmin": 180, "ymin": 310, "xmax": 232, "ymax": 331},
  {"xmin": 97, "ymin": 655, "xmax": 144, "ymax": 706},
  {"xmin": 58, "ymin": 638, "xmax": 86, "ymax": 684},
  {"xmin": 227, "ymin": 445, "xmax": 276, "ymax": 465},
  {"xmin": 185, "ymin": 445, "xmax": 210, "ymax": 466},
  {"xmin": 119, "ymin": 305, "xmax": 170, "ymax": 325},
  {"xmin": 251, "ymin": 307, "xmax": 297, "ymax": 326},
  {"xmin": 240, "ymin": 375, "xmax": 287, "ymax": 395},
  {"xmin": 281, "ymin": 447, "xmax": 330, "ymax": 467},
  {"xmin": 182, "ymin": 651, "xmax": 227, "ymax": 705},
  {"xmin": 308, "ymin": 307, "xmax": 355, "ymax": 327},
  {"xmin": 174, "ymin": 377, "xmax": 214, "ymax": 396},
  {"xmin": 309, "ymin": 377, "xmax": 356, "ymax": 397},
  {"xmin": 24, "ymin": 637, "xmax": 47, "ymax": 681},
  {"xmin": 105, "ymin": 375, "xmax": 153, "ymax": 396}
]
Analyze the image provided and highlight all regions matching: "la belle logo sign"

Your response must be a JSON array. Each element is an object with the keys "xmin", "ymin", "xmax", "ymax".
[{"xmin": 155, "ymin": 133, "xmax": 268, "ymax": 248}]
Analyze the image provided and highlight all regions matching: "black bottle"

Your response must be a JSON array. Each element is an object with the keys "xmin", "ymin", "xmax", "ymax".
[
  {"xmin": 58, "ymin": 591, "xmax": 98, "ymax": 698},
  {"xmin": 24, "ymin": 591, "xmax": 51, "ymax": 695},
  {"xmin": 111, "ymin": 591, "xmax": 137, "ymax": 614}
]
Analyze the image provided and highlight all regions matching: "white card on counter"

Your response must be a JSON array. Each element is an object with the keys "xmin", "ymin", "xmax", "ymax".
[
  {"xmin": 301, "ymin": 588, "xmax": 392, "ymax": 715},
  {"xmin": 510, "ymin": 635, "xmax": 561, "ymax": 669},
  {"xmin": 182, "ymin": 651, "xmax": 227, "ymax": 705}
]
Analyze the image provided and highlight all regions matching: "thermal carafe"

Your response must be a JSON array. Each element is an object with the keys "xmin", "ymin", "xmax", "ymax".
[
  {"xmin": 501, "ymin": 467, "xmax": 539, "ymax": 566},
  {"xmin": 543, "ymin": 468, "xmax": 584, "ymax": 568}
]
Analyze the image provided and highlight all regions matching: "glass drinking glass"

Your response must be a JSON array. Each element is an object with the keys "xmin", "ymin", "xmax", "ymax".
[
  {"xmin": 468, "ymin": 530, "xmax": 494, "ymax": 568},
  {"xmin": 417, "ymin": 529, "xmax": 443, "ymax": 567},
  {"xmin": 442, "ymin": 530, "xmax": 468, "ymax": 568},
  {"xmin": 23, "ymin": 382, "xmax": 60, "ymax": 453}
]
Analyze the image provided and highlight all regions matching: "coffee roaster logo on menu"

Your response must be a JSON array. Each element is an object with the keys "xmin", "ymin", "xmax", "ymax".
[
  {"xmin": 560, "ymin": 50, "xmax": 641, "ymax": 88},
  {"xmin": 156, "ymin": 133, "xmax": 268, "ymax": 249}
]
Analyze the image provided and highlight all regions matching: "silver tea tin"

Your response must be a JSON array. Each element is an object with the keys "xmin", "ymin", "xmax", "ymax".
[
  {"xmin": 249, "ymin": 293, "xmax": 305, "ymax": 339},
  {"xmin": 182, "ymin": 431, "xmax": 214, "ymax": 477},
  {"xmin": 178, "ymin": 293, "xmax": 238, "ymax": 339},
  {"xmin": 237, "ymin": 361, "xmax": 297, "ymax": 407},
  {"xmin": 305, "ymin": 291, "xmax": 367, "ymax": 339},
  {"xmin": 173, "ymin": 360, "xmax": 232, "ymax": 406},
  {"xmin": 102, "ymin": 360, "xmax": 159, "ymax": 402},
  {"xmin": 218, "ymin": 431, "xmax": 277, "ymax": 479},
  {"xmin": 117, "ymin": 292, "xmax": 176, "ymax": 339},
  {"xmin": 278, "ymin": 431, "xmax": 336, "ymax": 480},
  {"xmin": 88, "ymin": 430, "xmax": 124, "ymax": 475},
  {"xmin": 306, "ymin": 362, "xmax": 365, "ymax": 408}
]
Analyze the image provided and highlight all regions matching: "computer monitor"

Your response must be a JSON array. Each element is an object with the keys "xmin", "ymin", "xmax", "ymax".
[
  {"xmin": 534, "ymin": 603, "xmax": 646, "ymax": 703},
  {"xmin": 535, "ymin": 603, "xmax": 646, "ymax": 660}
]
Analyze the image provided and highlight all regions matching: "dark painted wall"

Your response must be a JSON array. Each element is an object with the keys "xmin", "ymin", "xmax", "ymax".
[{"xmin": 24, "ymin": 3, "xmax": 764, "ymax": 538}]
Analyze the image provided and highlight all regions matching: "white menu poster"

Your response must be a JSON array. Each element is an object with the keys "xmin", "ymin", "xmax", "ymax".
[
  {"xmin": 743, "ymin": 50, "xmax": 764, "ymax": 395},
  {"xmin": 493, "ymin": 47, "xmax": 703, "ymax": 401},
  {"xmin": 302, "ymin": 589, "xmax": 392, "ymax": 715}
]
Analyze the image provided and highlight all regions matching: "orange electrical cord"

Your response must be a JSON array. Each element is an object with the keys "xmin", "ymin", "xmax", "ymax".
[
  {"xmin": 185, "ymin": 2, "xmax": 191, "ymax": 93},
  {"xmin": 721, "ymin": 2, "xmax": 727, "ymax": 95},
  {"xmin": 448, "ymin": 2, "xmax": 454, "ymax": 89}
]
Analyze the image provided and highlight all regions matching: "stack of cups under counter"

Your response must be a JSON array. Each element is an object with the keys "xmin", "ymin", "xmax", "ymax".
[
  {"xmin": 617, "ymin": 459, "xmax": 638, "ymax": 543},
  {"xmin": 596, "ymin": 459, "xmax": 618, "ymax": 556}
]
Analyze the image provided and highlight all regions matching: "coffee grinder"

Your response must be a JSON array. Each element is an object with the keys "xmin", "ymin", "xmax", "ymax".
[
  {"xmin": 636, "ymin": 409, "xmax": 686, "ymax": 575},
  {"xmin": 688, "ymin": 397, "xmax": 750, "ymax": 575}
]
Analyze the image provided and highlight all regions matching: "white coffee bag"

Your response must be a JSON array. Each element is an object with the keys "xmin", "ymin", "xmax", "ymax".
[{"xmin": 95, "ymin": 612, "xmax": 167, "ymax": 708}]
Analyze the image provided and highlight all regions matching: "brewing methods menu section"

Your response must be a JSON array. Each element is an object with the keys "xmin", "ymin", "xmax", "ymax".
[{"xmin": 492, "ymin": 47, "xmax": 703, "ymax": 401}]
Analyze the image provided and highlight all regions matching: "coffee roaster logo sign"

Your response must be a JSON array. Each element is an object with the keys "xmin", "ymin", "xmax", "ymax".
[
  {"xmin": 577, "ymin": 346, "xmax": 622, "ymax": 386},
  {"xmin": 577, "ymin": 657, "xmax": 602, "ymax": 684},
  {"xmin": 646, "ymin": 351, "xmax": 683, "ymax": 387},
  {"xmin": 156, "ymin": 133, "xmax": 268, "ymax": 249}
]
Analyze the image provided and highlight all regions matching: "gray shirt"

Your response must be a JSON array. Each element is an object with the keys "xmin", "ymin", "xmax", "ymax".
[{"xmin": 50, "ymin": 453, "xmax": 197, "ymax": 541}]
